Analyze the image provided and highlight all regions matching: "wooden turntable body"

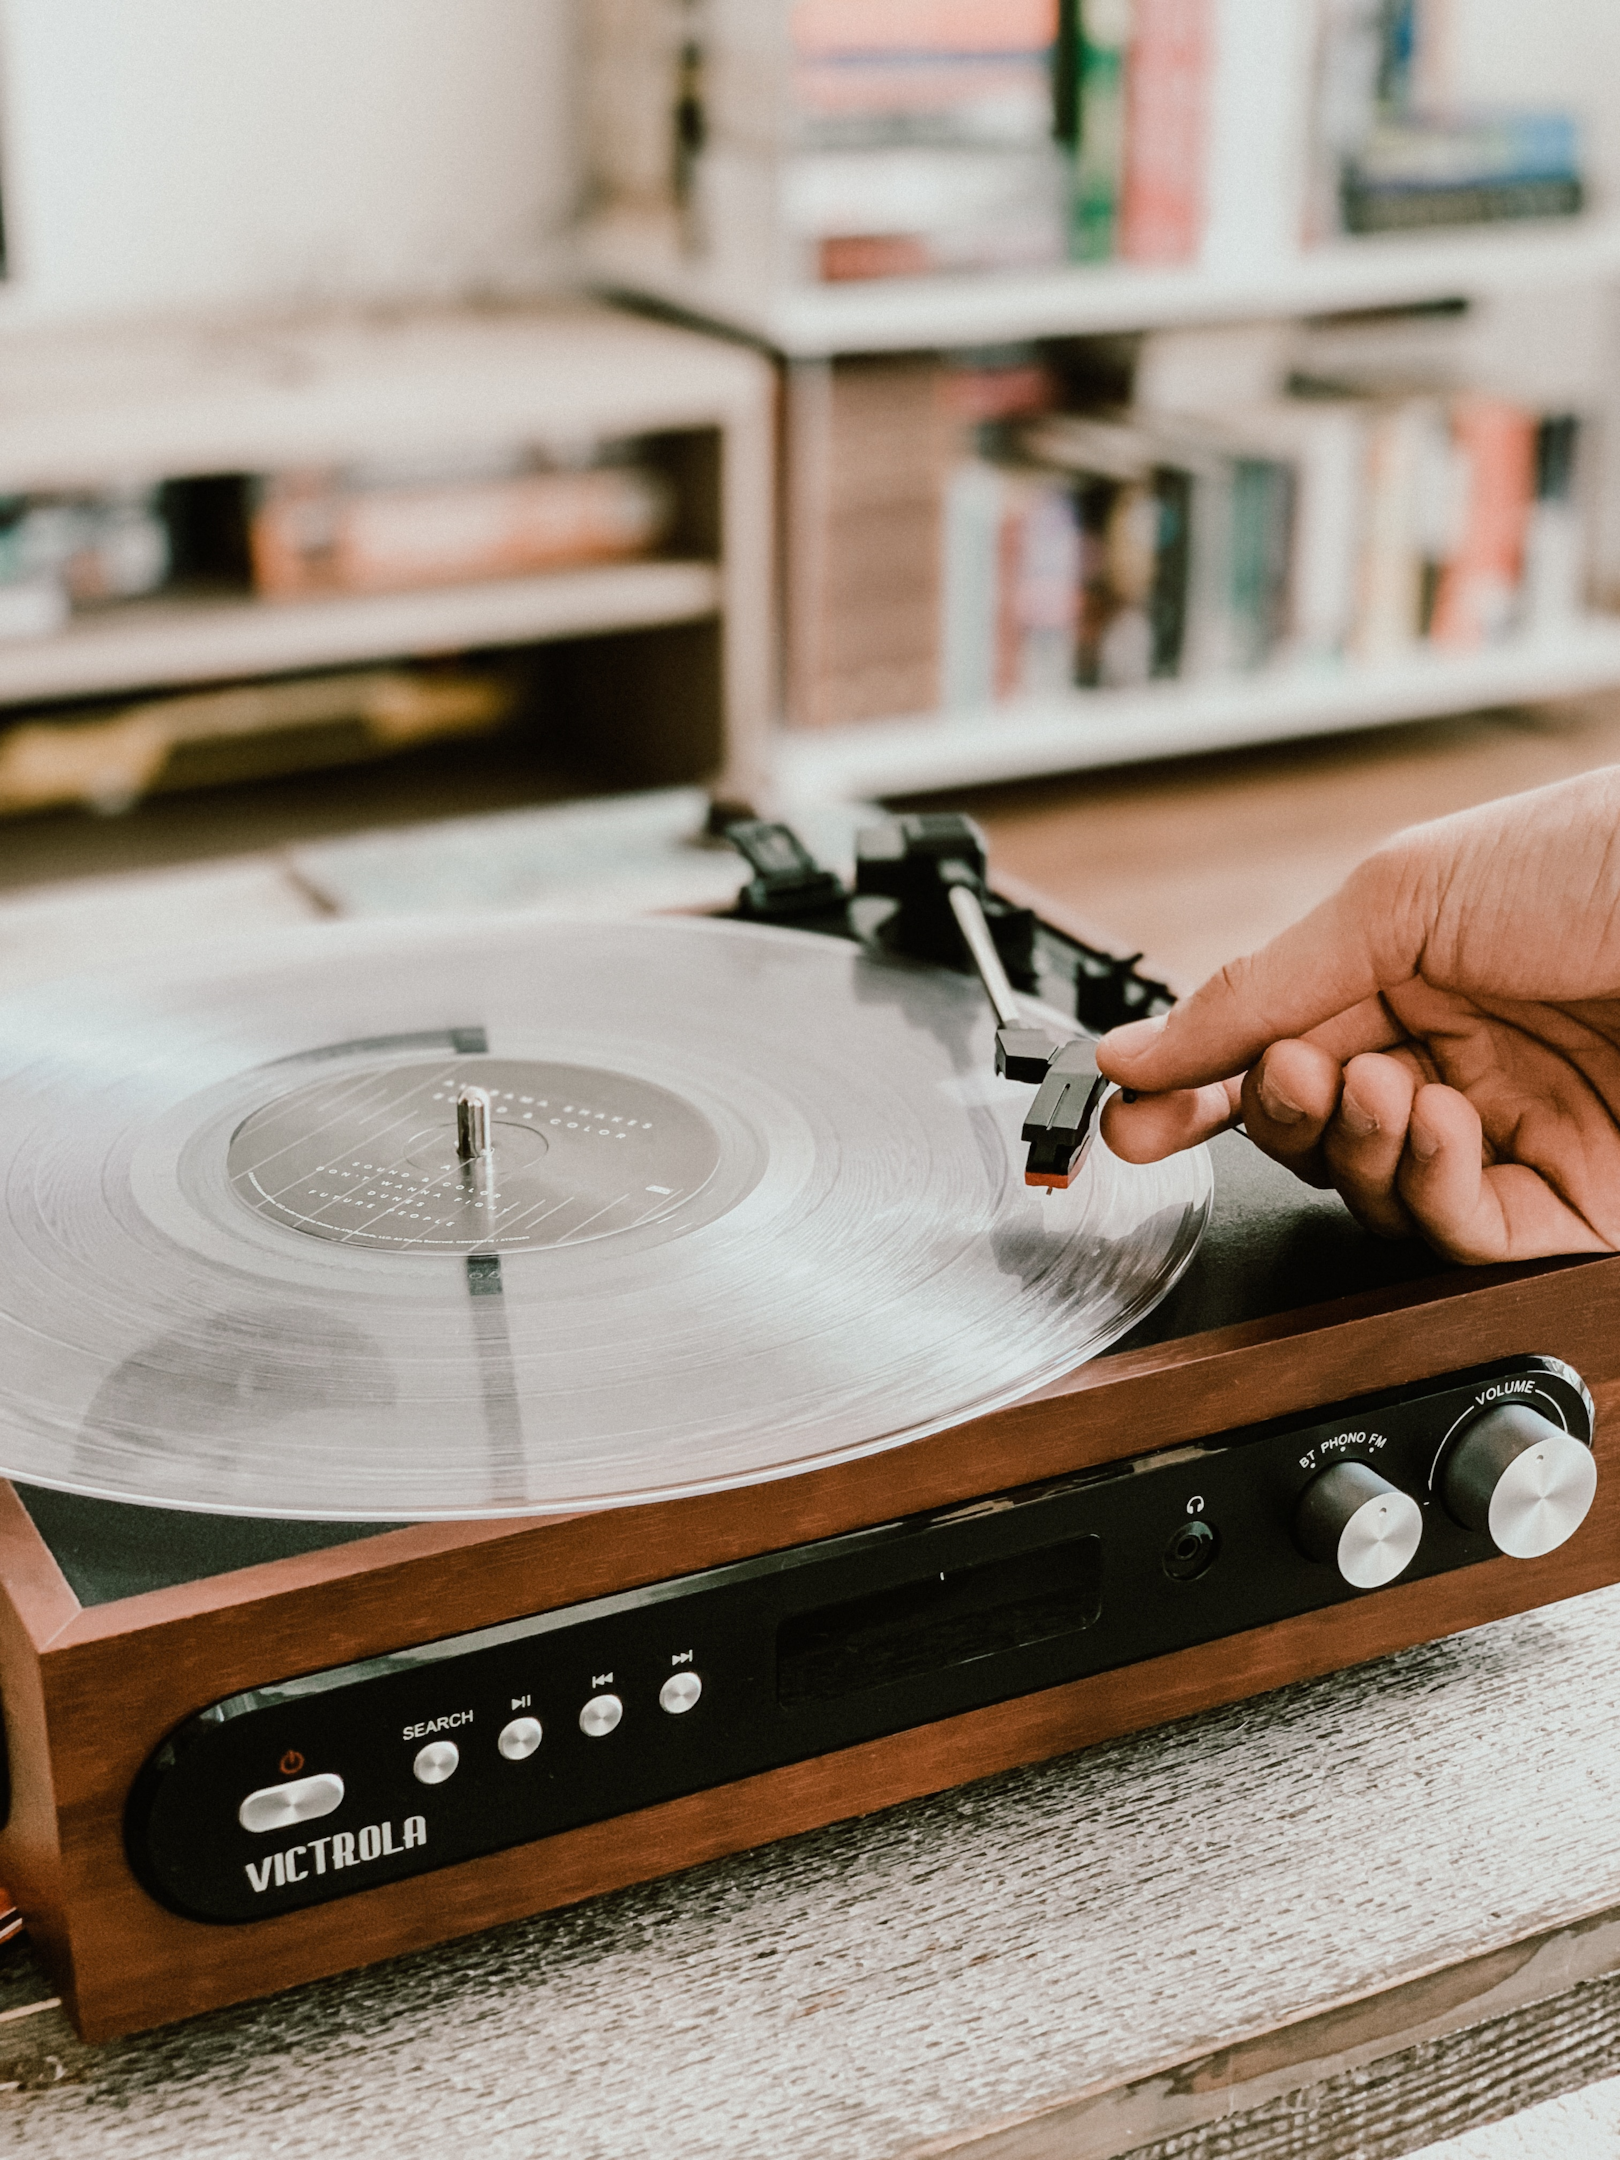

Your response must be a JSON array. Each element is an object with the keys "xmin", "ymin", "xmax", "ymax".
[{"xmin": 2, "ymin": 1241, "xmax": 1617, "ymax": 2041}]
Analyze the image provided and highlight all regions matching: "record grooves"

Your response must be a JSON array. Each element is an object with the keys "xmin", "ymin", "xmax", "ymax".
[{"xmin": 0, "ymin": 914, "xmax": 1209, "ymax": 1520}]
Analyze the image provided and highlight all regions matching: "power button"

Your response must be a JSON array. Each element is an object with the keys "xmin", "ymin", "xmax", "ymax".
[{"xmin": 238, "ymin": 1772, "xmax": 344, "ymax": 1836}]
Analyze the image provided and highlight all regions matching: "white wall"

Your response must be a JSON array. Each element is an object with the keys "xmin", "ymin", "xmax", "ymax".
[{"xmin": 0, "ymin": 0, "xmax": 579, "ymax": 326}]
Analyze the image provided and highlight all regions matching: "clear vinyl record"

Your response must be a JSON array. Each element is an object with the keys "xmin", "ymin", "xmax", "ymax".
[{"xmin": 0, "ymin": 915, "xmax": 1210, "ymax": 1519}]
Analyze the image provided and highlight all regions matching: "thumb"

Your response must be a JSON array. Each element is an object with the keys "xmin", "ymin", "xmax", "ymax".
[{"xmin": 1095, "ymin": 860, "xmax": 1423, "ymax": 1092}]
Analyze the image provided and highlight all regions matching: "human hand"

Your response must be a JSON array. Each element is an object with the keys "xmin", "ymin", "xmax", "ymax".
[{"xmin": 1094, "ymin": 767, "xmax": 1620, "ymax": 1264}]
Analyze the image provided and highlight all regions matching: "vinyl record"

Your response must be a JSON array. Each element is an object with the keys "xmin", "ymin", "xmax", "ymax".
[{"xmin": 0, "ymin": 916, "xmax": 1210, "ymax": 1519}]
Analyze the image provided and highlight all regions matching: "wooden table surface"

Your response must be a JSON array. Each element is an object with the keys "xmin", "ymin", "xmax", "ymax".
[
  {"xmin": 8, "ymin": 1588, "xmax": 1620, "ymax": 2157},
  {"xmin": 7, "ymin": 699, "xmax": 1620, "ymax": 2156}
]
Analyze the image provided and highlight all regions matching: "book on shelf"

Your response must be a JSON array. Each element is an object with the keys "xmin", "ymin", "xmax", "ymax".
[
  {"xmin": 708, "ymin": 0, "xmax": 1059, "ymax": 153},
  {"xmin": 690, "ymin": 0, "xmax": 1069, "ymax": 285},
  {"xmin": 1057, "ymin": 0, "xmax": 1211, "ymax": 266},
  {"xmin": 790, "ymin": 0, "xmax": 1058, "ymax": 150},
  {"xmin": 942, "ymin": 459, "xmax": 1083, "ymax": 707},
  {"xmin": 590, "ymin": 0, "xmax": 1217, "ymax": 287},
  {"xmin": 1426, "ymin": 397, "xmax": 1539, "ymax": 649},
  {"xmin": 784, "ymin": 352, "xmax": 954, "ymax": 729},
  {"xmin": 0, "ymin": 449, "xmax": 677, "ymax": 640},
  {"xmin": 781, "ymin": 335, "xmax": 1591, "ymax": 737},
  {"xmin": 1308, "ymin": 0, "xmax": 1584, "ymax": 241},
  {"xmin": 0, "ymin": 666, "xmax": 515, "ymax": 817},
  {"xmin": 1522, "ymin": 414, "xmax": 1583, "ymax": 632},
  {"xmin": 744, "ymin": 140, "xmax": 1070, "ymax": 284},
  {"xmin": 1013, "ymin": 412, "xmax": 1298, "ymax": 685},
  {"xmin": 1340, "ymin": 113, "xmax": 1583, "ymax": 235},
  {"xmin": 249, "ymin": 462, "xmax": 674, "ymax": 600},
  {"xmin": 1353, "ymin": 398, "xmax": 1430, "ymax": 659},
  {"xmin": 1016, "ymin": 415, "xmax": 1189, "ymax": 683},
  {"xmin": 1061, "ymin": 0, "xmax": 1129, "ymax": 262},
  {"xmin": 1117, "ymin": 0, "xmax": 1210, "ymax": 264},
  {"xmin": 591, "ymin": 1, "xmax": 1597, "ymax": 292},
  {"xmin": 0, "ymin": 489, "xmax": 171, "ymax": 642}
]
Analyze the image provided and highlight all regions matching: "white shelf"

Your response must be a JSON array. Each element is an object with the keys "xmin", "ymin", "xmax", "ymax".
[
  {"xmin": 586, "ymin": 215, "xmax": 1620, "ymax": 358},
  {"xmin": 770, "ymin": 618, "xmax": 1620, "ymax": 803},
  {"xmin": 0, "ymin": 561, "xmax": 723, "ymax": 705},
  {"xmin": 0, "ymin": 302, "xmax": 772, "ymax": 490}
]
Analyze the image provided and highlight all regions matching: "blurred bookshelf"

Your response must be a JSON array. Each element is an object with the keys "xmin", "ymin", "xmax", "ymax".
[
  {"xmin": 587, "ymin": 210, "xmax": 1620, "ymax": 359},
  {"xmin": 0, "ymin": 304, "xmax": 773, "ymax": 823},
  {"xmin": 0, "ymin": 563, "xmax": 724, "ymax": 708},
  {"xmin": 772, "ymin": 618, "xmax": 1620, "ymax": 803},
  {"xmin": 584, "ymin": 0, "xmax": 1620, "ymax": 807}
]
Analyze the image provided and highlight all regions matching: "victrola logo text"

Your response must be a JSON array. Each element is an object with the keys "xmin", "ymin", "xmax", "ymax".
[{"xmin": 245, "ymin": 1815, "xmax": 426, "ymax": 1893}]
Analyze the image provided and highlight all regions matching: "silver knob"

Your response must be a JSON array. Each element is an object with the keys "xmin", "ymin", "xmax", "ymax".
[
  {"xmin": 1440, "ymin": 1404, "xmax": 1596, "ymax": 1559},
  {"xmin": 1295, "ymin": 1462, "xmax": 1423, "ymax": 1590}
]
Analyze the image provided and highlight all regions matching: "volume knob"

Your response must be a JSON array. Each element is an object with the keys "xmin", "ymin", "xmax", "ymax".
[
  {"xmin": 1295, "ymin": 1462, "xmax": 1423, "ymax": 1590},
  {"xmin": 1440, "ymin": 1404, "xmax": 1596, "ymax": 1559}
]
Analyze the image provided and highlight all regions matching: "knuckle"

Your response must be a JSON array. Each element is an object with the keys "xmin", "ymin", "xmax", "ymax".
[{"xmin": 1208, "ymin": 953, "xmax": 1253, "ymax": 1004}]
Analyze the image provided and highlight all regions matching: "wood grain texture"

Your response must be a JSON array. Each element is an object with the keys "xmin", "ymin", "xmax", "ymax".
[
  {"xmin": 11, "ymin": 1580, "xmax": 1620, "ymax": 2156},
  {"xmin": 7, "ymin": 1252, "xmax": 1620, "ymax": 2040},
  {"xmin": 0, "ymin": 1483, "xmax": 79, "ymax": 2001},
  {"xmin": 1113, "ymin": 1970, "xmax": 1620, "ymax": 2160},
  {"xmin": 904, "ymin": 1905, "xmax": 1620, "ymax": 2157}
]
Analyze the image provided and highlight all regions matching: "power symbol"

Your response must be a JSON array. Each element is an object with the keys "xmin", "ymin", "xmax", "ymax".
[{"xmin": 279, "ymin": 1749, "xmax": 305, "ymax": 1777}]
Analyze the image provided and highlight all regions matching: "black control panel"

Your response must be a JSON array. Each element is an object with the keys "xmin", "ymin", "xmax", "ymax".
[{"xmin": 127, "ymin": 1354, "xmax": 1593, "ymax": 1923}]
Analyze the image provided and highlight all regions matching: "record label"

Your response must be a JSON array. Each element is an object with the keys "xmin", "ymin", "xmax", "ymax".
[{"xmin": 228, "ymin": 1058, "xmax": 729, "ymax": 1254}]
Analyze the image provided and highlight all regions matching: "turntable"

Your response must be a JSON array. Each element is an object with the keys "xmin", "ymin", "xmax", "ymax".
[{"xmin": 0, "ymin": 814, "xmax": 1613, "ymax": 2041}]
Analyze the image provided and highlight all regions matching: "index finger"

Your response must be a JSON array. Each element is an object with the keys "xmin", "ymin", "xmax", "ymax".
[{"xmin": 1095, "ymin": 858, "xmax": 1425, "ymax": 1094}]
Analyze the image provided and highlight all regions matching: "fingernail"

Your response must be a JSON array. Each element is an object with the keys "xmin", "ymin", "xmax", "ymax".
[
  {"xmin": 1101, "ymin": 1014, "xmax": 1168, "ymax": 1062},
  {"xmin": 1258, "ymin": 1068, "xmax": 1306, "ymax": 1125},
  {"xmin": 1409, "ymin": 1120, "xmax": 1440, "ymax": 1162},
  {"xmin": 1340, "ymin": 1092, "xmax": 1379, "ymax": 1139}
]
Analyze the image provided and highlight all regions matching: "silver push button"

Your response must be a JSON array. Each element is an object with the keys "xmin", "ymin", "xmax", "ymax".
[
  {"xmin": 238, "ymin": 1771, "xmax": 345, "ymax": 1836},
  {"xmin": 659, "ymin": 1672, "xmax": 702, "ymax": 1715},
  {"xmin": 498, "ymin": 1716, "xmax": 543, "ymax": 1760},
  {"xmin": 413, "ymin": 1739, "xmax": 460, "ymax": 1784},
  {"xmin": 579, "ymin": 1693, "xmax": 623, "ymax": 1738}
]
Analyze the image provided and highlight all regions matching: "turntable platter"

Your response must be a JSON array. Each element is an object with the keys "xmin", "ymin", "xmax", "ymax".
[{"xmin": 0, "ymin": 916, "xmax": 1209, "ymax": 1518}]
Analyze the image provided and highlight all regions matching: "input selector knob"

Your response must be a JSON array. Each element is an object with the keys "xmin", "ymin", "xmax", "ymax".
[
  {"xmin": 1295, "ymin": 1462, "xmax": 1423, "ymax": 1589},
  {"xmin": 1440, "ymin": 1404, "xmax": 1596, "ymax": 1558}
]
